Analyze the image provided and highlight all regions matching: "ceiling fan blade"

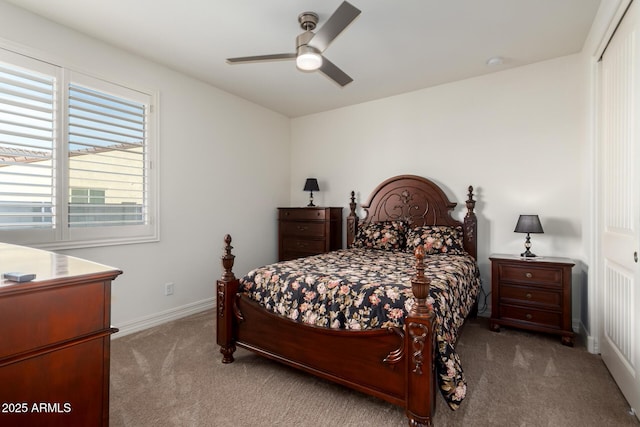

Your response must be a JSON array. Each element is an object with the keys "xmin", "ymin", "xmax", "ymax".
[
  {"xmin": 318, "ymin": 57, "xmax": 353, "ymax": 87},
  {"xmin": 308, "ymin": 1, "xmax": 361, "ymax": 53},
  {"xmin": 227, "ymin": 53, "xmax": 296, "ymax": 64}
]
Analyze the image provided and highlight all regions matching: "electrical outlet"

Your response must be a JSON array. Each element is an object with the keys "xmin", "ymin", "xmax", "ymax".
[{"xmin": 165, "ymin": 282, "xmax": 174, "ymax": 296}]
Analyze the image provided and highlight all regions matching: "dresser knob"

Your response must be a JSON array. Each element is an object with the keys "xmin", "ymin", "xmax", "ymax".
[
  {"xmin": 297, "ymin": 225, "xmax": 308, "ymax": 231},
  {"xmin": 525, "ymin": 313, "xmax": 532, "ymax": 320},
  {"xmin": 525, "ymin": 293, "xmax": 532, "ymax": 299},
  {"xmin": 525, "ymin": 272, "xmax": 533, "ymax": 279}
]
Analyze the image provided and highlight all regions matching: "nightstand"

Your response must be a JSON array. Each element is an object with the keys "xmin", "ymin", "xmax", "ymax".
[
  {"xmin": 278, "ymin": 207, "xmax": 342, "ymax": 261},
  {"xmin": 489, "ymin": 254, "xmax": 575, "ymax": 346}
]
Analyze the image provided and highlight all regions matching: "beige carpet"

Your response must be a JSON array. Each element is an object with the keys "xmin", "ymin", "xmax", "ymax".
[{"xmin": 110, "ymin": 310, "xmax": 639, "ymax": 426}]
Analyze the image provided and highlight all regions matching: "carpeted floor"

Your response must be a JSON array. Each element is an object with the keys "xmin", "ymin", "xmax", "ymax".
[{"xmin": 109, "ymin": 310, "xmax": 639, "ymax": 426}]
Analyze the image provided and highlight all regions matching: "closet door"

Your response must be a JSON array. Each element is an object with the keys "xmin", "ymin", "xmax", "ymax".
[{"xmin": 599, "ymin": 0, "xmax": 640, "ymax": 419}]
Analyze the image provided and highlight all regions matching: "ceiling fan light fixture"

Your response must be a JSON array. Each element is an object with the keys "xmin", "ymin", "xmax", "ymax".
[{"xmin": 296, "ymin": 46, "xmax": 322, "ymax": 71}]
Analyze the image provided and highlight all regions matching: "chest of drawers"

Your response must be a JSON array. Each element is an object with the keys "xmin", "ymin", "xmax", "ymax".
[
  {"xmin": 489, "ymin": 254, "xmax": 574, "ymax": 346},
  {"xmin": 0, "ymin": 243, "xmax": 121, "ymax": 426},
  {"xmin": 278, "ymin": 207, "xmax": 342, "ymax": 261}
]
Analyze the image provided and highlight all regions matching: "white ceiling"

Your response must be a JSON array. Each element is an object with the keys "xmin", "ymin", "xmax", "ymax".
[{"xmin": 4, "ymin": 0, "xmax": 602, "ymax": 118}]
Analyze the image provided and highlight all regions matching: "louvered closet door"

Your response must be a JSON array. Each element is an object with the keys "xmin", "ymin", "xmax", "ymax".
[{"xmin": 599, "ymin": 0, "xmax": 640, "ymax": 419}]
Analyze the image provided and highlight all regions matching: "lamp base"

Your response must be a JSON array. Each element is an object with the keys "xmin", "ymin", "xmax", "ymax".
[
  {"xmin": 307, "ymin": 202, "xmax": 316, "ymax": 207},
  {"xmin": 521, "ymin": 233, "xmax": 537, "ymax": 257}
]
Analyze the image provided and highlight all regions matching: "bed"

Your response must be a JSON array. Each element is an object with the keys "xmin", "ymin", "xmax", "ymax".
[{"xmin": 216, "ymin": 175, "xmax": 479, "ymax": 426}]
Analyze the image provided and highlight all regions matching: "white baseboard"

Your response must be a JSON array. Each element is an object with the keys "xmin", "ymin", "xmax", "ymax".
[
  {"xmin": 577, "ymin": 319, "xmax": 599, "ymax": 354},
  {"xmin": 112, "ymin": 297, "xmax": 215, "ymax": 339}
]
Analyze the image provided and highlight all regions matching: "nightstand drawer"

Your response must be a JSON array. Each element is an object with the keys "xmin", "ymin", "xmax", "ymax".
[
  {"xmin": 279, "ymin": 208, "xmax": 326, "ymax": 221},
  {"xmin": 499, "ymin": 264, "xmax": 563, "ymax": 287},
  {"xmin": 499, "ymin": 284, "xmax": 562, "ymax": 309},
  {"xmin": 499, "ymin": 305, "xmax": 561, "ymax": 329},
  {"xmin": 280, "ymin": 221, "xmax": 326, "ymax": 237}
]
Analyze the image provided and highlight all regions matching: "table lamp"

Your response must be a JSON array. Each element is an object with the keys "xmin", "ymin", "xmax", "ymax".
[
  {"xmin": 303, "ymin": 178, "xmax": 319, "ymax": 207},
  {"xmin": 514, "ymin": 214, "xmax": 544, "ymax": 257}
]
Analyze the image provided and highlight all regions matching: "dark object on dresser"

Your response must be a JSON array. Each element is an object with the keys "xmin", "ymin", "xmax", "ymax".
[
  {"xmin": 278, "ymin": 207, "xmax": 342, "ymax": 261},
  {"xmin": 0, "ymin": 243, "xmax": 121, "ymax": 426},
  {"xmin": 217, "ymin": 175, "xmax": 479, "ymax": 427},
  {"xmin": 303, "ymin": 178, "xmax": 320, "ymax": 207},
  {"xmin": 513, "ymin": 214, "xmax": 544, "ymax": 257},
  {"xmin": 489, "ymin": 254, "xmax": 575, "ymax": 346}
]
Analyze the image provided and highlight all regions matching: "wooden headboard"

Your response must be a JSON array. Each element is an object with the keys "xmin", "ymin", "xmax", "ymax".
[{"xmin": 346, "ymin": 175, "xmax": 477, "ymax": 259}]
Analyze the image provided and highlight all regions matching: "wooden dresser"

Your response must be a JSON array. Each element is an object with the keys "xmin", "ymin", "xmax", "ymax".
[
  {"xmin": 0, "ymin": 243, "xmax": 121, "ymax": 426},
  {"xmin": 489, "ymin": 254, "xmax": 574, "ymax": 346},
  {"xmin": 278, "ymin": 207, "xmax": 343, "ymax": 261}
]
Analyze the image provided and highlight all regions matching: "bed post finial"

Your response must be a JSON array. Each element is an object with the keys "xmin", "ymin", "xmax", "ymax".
[
  {"xmin": 221, "ymin": 234, "xmax": 236, "ymax": 281},
  {"xmin": 346, "ymin": 191, "xmax": 359, "ymax": 248},
  {"xmin": 466, "ymin": 186, "xmax": 476, "ymax": 216},
  {"xmin": 349, "ymin": 191, "xmax": 356, "ymax": 216}
]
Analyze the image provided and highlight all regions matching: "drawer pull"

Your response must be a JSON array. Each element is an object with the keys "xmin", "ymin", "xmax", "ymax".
[
  {"xmin": 525, "ymin": 293, "xmax": 532, "ymax": 299},
  {"xmin": 525, "ymin": 272, "xmax": 533, "ymax": 279},
  {"xmin": 297, "ymin": 225, "xmax": 308, "ymax": 231},
  {"xmin": 525, "ymin": 313, "xmax": 532, "ymax": 320},
  {"xmin": 296, "ymin": 242, "xmax": 308, "ymax": 248}
]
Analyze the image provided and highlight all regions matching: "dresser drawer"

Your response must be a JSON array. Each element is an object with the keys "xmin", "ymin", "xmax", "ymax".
[
  {"xmin": 279, "ymin": 208, "xmax": 326, "ymax": 221},
  {"xmin": 0, "ymin": 281, "xmax": 106, "ymax": 358},
  {"xmin": 280, "ymin": 221, "xmax": 326, "ymax": 237},
  {"xmin": 499, "ymin": 264, "xmax": 563, "ymax": 287},
  {"xmin": 281, "ymin": 237, "xmax": 326, "ymax": 254},
  {"xmin": 499, "ymin": 305, "xmax": 562, "ymax": 329},
  {"xmin": 499, "ymin": 284, "xmax": 562, "ymax": 309}
]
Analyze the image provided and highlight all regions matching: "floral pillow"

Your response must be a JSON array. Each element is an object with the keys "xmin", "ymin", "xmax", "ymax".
[
  {"xmin": 352, "ymin": 220, "xmax": 407, "ymax": 250},
  {"xmin": 406, "ymin": 225, "xmax": 466, "ymax": 255}
]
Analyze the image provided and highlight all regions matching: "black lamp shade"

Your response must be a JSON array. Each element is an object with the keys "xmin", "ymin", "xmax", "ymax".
[
  {"xmin": 303, "ymin": 178, "xmax": 319, "ymax": 192},
  {"xmin": 514, "ymin": 215, "xmax": 544, "ymax": 234}
]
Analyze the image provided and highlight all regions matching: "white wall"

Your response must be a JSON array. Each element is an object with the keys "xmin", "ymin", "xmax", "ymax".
[
  {"xmin": 0, "ymin": 2, "xmax": 291, "ymax": 334},
  {"xmin": 290, "ymin": 54, "xmax": 587, "ymax": 318}
]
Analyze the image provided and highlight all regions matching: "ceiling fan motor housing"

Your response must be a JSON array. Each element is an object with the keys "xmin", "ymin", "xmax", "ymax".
[{"xmin": 296, "ymin": 31, "xmax": 316, "ymax": 49}]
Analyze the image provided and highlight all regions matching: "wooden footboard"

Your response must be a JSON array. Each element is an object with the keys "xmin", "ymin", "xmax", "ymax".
[{"xmin": 216, "ymin": 235, "xmax": 437, "ymax": 426}]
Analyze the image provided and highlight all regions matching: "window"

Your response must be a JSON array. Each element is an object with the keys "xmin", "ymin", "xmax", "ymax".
[
  {"xmin": 0, "ymin": 48, "xmax": 158, "ymax": 248},
  {"xmin": 70, "ymin": 188, "xmax": 106, "ymax": 205}
]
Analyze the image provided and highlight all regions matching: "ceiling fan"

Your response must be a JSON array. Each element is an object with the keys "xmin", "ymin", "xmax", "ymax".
[{"xmin": 226, "ymin": 1, "xmax": 361, "ymax": 86}]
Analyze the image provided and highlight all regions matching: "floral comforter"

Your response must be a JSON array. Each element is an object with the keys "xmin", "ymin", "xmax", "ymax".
[{"xmin": 240, "ymin": 248, "xmax": 480, "ymax": 409}]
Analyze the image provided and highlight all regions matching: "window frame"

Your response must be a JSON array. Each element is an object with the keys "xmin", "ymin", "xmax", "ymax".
[{"xmin": 0, "ymin": 46, "xmax": 159, "ymax": 250}]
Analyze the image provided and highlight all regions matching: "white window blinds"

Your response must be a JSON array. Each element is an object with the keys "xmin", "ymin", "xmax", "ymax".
[
  {"xmin": 0, "ymin": 61, "xmax": 55, "ymax": 230},
  {"xmin": 68, "ymin": 84, "xmax": 147, "ymax": 228}
]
